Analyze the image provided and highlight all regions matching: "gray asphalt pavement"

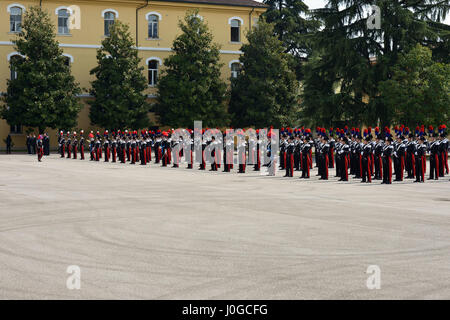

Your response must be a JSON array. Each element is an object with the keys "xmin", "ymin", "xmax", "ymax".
[{"xmin": 0, "ymin": 154, "xmax": 449, "ymax": 299}]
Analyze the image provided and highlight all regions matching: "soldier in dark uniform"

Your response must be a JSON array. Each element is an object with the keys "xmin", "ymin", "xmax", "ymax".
[
  {"xmin": 6, "ymin": 134, "xmax": 12, "ymax": 154},
  {"xmin": 94, "ymin": 133, "xmax": 101, "ymax": 161},
  {"xmin": 89, "ymin": 134, "xmax": 95, "ymax": 161},
  {"xmin": 353, "ymin": 134, "xmax": 362, "ymax": 179},
  {"xmin": 300, "ymin": 136, "xmax": 312, "ymax": 179},
  {"xmin": 161, "ymin": 132, "xmax": 170, "ymax": 167},
  {"xmin": 209, "ymin": 136, "xmax": 218, "ymax": 171},
  {"xmin": 26, "ymin": 134, "xmax": 32, "ymax": 154},
  {"xmin": 130, "ymin": 134, "xmax": 137, "ymax": 165},
  {"xmin": 319, "ymin": 136, "xmax": 330, "ymax": 180},
  {"xmin": 361, "ymin": 135, "xmax": 373, "ymax": 183},
  {"xmin": 79, "ymin": 130, "xmax": 85, "ymax": 160},
  {"xmin": 66, "ymin": 132, "xmax": 71, "ymax": 158},
  {"xmin": 284, "ymin": 136, "xmax": 295, "ymax": 177},
  {"xmin": 59, "ymin": 132, "xmax": 66, "ymax": 158},
  {"xmin": 293, "ymin": 133, "xmax": 301, "ymax": 171},
  {"xmin": 36, "ymin": 134, "xmax": 44, "ymax": 162},
  {"xmin": 428, "ymin": 130, "xmax": 440, "ymax": 180},
  {"xmin": 439, "ymin": 125, "xmax": 448, "ymax": 175},
  {"xmin": 381, "ymin": 135, "xmax": 394, "ymax": 184},
  {"xmin": 414, "ymin": 136, "xmax": 427, "ymax": 183},
  {"xmin": 43, "ymin": 133, "xmax": 50, "ymax": 155},
  {"xmin": 406, "ymin": 132, "xmax": 416, "ymax": 178},
  {"xmin": 328, "ymin": 128, "xmax": 335, "ymax": 169},
  {"xmin": 279, "ymin": 132, "xmax": 287, "ymax": 170},
  {"xmin": 338, "ymin": 137, "xmax": 351, "ymax": 181},
  {"xmin": 102, "ymin": 131, "xmax": 110, "ymax": 162},
  {"xmin": 393, "ymin": 135, "xmax": 406, "ymax": 181},
  {"xmin": 72, "ymin": 132, "xmax": 78, "ymax": 159},
  {"xmin": 126, "ymin": 130, "xmax": 131, "ymax": 162},
  {"xmin": 31, "ymin": 134, "xmax": 37, "ymax": 154},
  {"xmin": 154, "ymin": 132, "xmax": 162, "ymax": 164},
  {"xmin": 253, "ymin": 130, "xmax": 261, "ymax": 172},
  {"xmin": 120, "ymin": 133, "xmax": 127, "ymax": 163},
  {"xmin": 373, "ymin": 129, "xmax": 383, "ymax": 180},
  {"xmin": 110, "ymin": 132, "xmax": 117, "ymax": 163},
  {"xmin": 140, "ymin": 131, "xmax": 147, "ymax": 166}
]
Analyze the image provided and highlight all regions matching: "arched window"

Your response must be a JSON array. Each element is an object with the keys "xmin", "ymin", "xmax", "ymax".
[
  {"xmin": 230, "ymin": 62, "xmax": 241, "ymax": 79},
  {"xmin": 230, "ymin": 19, "xmax": 241, "ymax": 42},
  {"xmin": 57, "ymin": 9, "xmax": 70, "ymax": 34},
  {"xmin": 9, "ymin": 55, "xmax": 22, "ymax": 80},
  {"xmin": 10, "ymin": 6, "xmax": 23, "ymax": 32},
  {"xmin": 104, "ymin": 11, "xmax": 116, "ymax": 36},
  {"xmin": 148, "ymin": 15, "xmax": 159, "ymax": 39},
  {"xmin": 148, "ymin": 60, "xmax": 159, "ymax": 86}
]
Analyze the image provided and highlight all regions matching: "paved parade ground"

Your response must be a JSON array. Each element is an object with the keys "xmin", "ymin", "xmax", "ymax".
[{"xmin": 0, "ymin": 154, "xmax": 449, "ymax": 299}]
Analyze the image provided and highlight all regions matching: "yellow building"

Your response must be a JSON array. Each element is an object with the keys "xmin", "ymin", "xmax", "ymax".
[{"xmin": 0, "ymin": 0, "xmax": 266, "ymax": 150}]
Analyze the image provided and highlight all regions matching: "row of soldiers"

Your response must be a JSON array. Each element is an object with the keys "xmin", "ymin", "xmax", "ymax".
[
  {"xmin": 57, "ymin": 129, "xmax": 264, "ymax": 173},
  {"xmin": 56, "ymin": 125, "xmax": 449, "ymax": 183},
  {"xmin": 279, "ymin": 125, "xmax": 449, "ymax": 183}
]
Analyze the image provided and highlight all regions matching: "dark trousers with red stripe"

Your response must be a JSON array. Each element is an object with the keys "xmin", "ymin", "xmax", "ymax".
[
  {"xmin": 395, "ymin": 155, "xmax": 404, "ymax": 181},
  {"xmin": 321, "ymin": 155, "xmax": 329, "ymax": 179},
  {"xmin": 382, "ymin": 156, "xmax": 392, "ymax": 184},
  {"xmin": 374, "ymin": 155, "xmax": 382, "ymax": 179},
  {"xmin": 438, "ymin": 152, "xmax": 445, "ymax": 177},
  {"xmin": 301, "ymin": 154, "xmax": 311, "ymax": 178},
  {"xmin": 37, "ymin": 147, "xmax": 44, "ymax": 161},
  {"xmin": 415, "ymin": 156, "xmax": 425, "ymax": 182},
  {"xmin": 429, "ymin": 153, "xmax": 439, "ymax": 179},
  {"xmin": 285, "ymin": 153, "xmax": 294, "ymax": 177},
  {"xmin": 362, "ymin": 157, "xmax": 372, "ymax": 182},
  {"xmin": 340, "ymin": 155, "xmax": 349, "ymax": 181}
]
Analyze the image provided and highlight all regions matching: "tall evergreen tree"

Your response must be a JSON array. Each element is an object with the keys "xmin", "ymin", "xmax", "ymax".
[
  {"xmin": 229, "ymin": 19, "xmax": 299, "ymax": 128},
  {"xmin": 301, "ymin": 0, "xmax": 449, "ymax": 127},
  {"xmin": 379, "ymin": 44, "xmax": 450, "ymax": 127},
  {"xmin": 2, "ymin": 6, "xmax": 81, "ymax": 133},
  {"xmin": 89, "ymin": 21, "xmax": 149, "ymax": 130},
  {"xmin": 263, "ymin": 0, "xmax": 319, "ymax": 79},
  {"xmin": 154, "ymin": 11, "xmax": 228, "ymax": 128}
]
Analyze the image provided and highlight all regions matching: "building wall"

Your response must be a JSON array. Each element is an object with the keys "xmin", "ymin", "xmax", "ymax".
[{"xmin": 0, "ymin": 0, "xmax": 265, "ymax": 150}]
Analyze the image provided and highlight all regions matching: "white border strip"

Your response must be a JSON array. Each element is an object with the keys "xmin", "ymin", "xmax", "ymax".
[
  {"xmin": 146, "ymin": 57, "xmax": 163, "ymax": 65},
  {"xmin": 228, "ymin": 17, "xmax": 244, "ymax": 25},
  {"xmin": 101, "ymin": 9, "xmax": 119, "ymax": 18},
  {"xmin": 146, "ymin": 12, "xmax": 162, "ymax": 21},
  {"xmin": 7, "ymin": 3, "xmax": 26, "ymax": 13},
  {"xmin": 55, "ymin": 6, "xmax": 73, "ymax": 15},
  {"xmin": 1, "ymin": 42, "xmax": 242, "ymax": 54}
]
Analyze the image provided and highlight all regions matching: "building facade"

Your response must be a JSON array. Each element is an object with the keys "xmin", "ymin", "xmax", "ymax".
[{"xmin": 0, "ymin": 0, "xmax": 266, "ymax": 149}]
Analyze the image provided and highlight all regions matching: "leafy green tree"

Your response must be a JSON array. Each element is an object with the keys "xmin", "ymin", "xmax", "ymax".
[
  {"xmin": 379, "ymin": 44, "xmax": 450, "ymax": 127},
  {"xmin": 229, "ymin": 19, "xmax": 299, "ymax": 128},
  {"xmin": 154, "ymin": 11, "xmax": 228, "ymax": 128},
  {"xmin": 2, "ymin": 6, "xmax": 81, "ymax": 133},
  {"xmin": 301, "ymin": 0, "xmax": 449, "ymax": 127},
  {"xmin": 89, "ymin": 21, "xmax": 149, "ymax": 130},
  {"xmin": 263, "ymin": 0, "xmax": 319, "ymax": 79}
]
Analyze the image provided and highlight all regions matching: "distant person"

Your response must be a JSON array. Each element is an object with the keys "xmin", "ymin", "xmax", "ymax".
[
  {"xmin": 26, "ymin": 134, "xmax": 32, "ymax": 154},
  {"xmin": 6, "ymin": 134, "xmax": 12, "ymax": 154},
  {"xmin": 31, "ymin": 134, "xmax": 37, "ymax": 154},
  {"xmin": 43, "ymin": 133, "xmax": 50, "ymax": 155},
  {"xmin": 36, "ymin": 134, "xmax": 44, "ymax": 162}
]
